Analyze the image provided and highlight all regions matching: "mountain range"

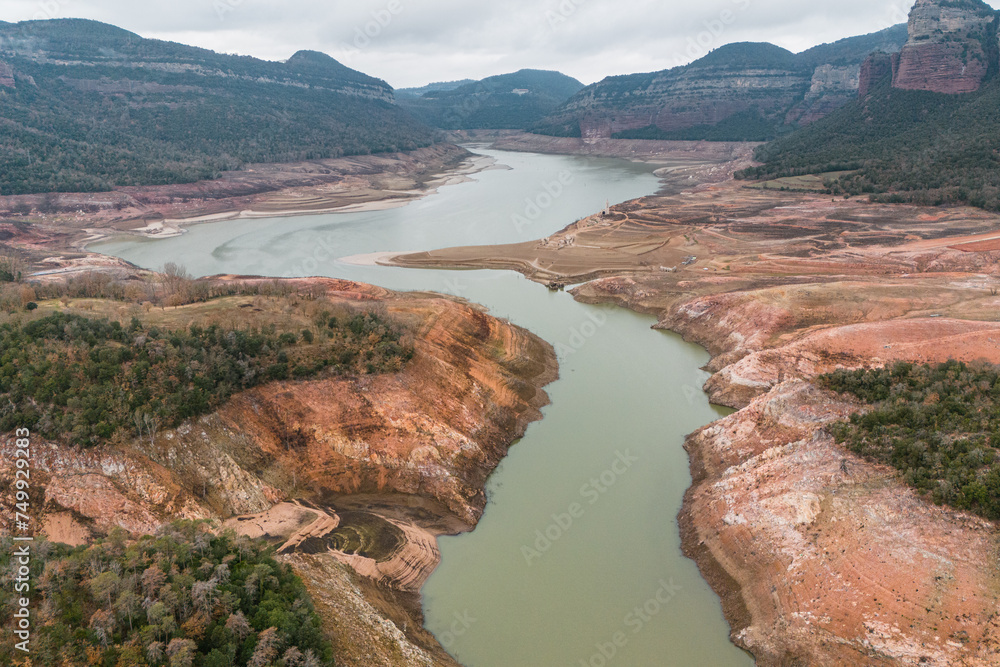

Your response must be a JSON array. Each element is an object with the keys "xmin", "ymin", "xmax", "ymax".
[{"xmin": 532, "ymin": 24, "xmax": 910, "ymax": 141}]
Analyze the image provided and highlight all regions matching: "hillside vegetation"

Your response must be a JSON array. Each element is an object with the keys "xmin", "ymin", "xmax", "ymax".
[
  {"xmin": 0, "ymin": 19, "xmax": 434, "ymax": 195},
  {"xmin": 739, "ymin": 77, "xmax": 1000, "ymax": 210},
  {"xmin": 399, "ymin": 69, "xmax": 584, "ymax": 130},
  {"xmin": 821, "ymin": 361, "xmax": 1000, "ymax": 520},
  {"xmin": 0, "ymin": 522, "xmax": 335, "ymax": 666},
  {"xmin": 0, "ymin": 270, "xmax": 413, "ymax": 447}
]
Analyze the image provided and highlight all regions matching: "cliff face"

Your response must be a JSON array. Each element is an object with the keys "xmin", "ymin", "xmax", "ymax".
[
  {"xmin": 892, "ymin": 0, "xmax": 998, "ymax": 93},
  {"xmin": 0, "ymin": 21, "xmax": 395, "ymax": 102},
  {"xmin": 784, "ymin": 64, "xmax": 861, "ymax": 125},
  {"xmin": 556, "ymin": 43, "xmax": 811, "ymax": 139},
  {"xmin": 537, "ymin": 26, "xmax": 908, "ymax": 139},
  {"xmin": 858, "ymin": 52, "xmax": 894, "ymax": 97}
]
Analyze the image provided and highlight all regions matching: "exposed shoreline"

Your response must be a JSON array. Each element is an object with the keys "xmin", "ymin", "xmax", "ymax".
[
  {"xmin": 383, "ymin": 138, "xmax": 1000, "ymax": 665},
  {"xmin": 10, "ymin": 134, "xmax": 1000, "ymax": 664},
  {"xmin": 0, "ymin": 143, "xmax": 483, "ymax": 279},
  {"xmin": 79, "ymin": 153, "xmax": 496, "ymax": 250}
]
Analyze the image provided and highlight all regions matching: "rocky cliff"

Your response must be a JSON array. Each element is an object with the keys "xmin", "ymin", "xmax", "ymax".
[
  {"xmin": 535, "ymin": 26, "xmax": 908, "ymax": 140},
  {"xmin": 892, "ymin": 0, "xmax": 998, "ymax": 94},
  {"xmin": 0, "ymin": 21, "xmax": 394, "ymax": 102},
  {"xmin": 857, "ymin": 52, "xmax": 894, "ymax": 98}
]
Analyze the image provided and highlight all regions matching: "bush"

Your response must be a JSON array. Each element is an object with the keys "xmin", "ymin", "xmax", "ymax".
[{"xmin": 821, "ymin": 361, "xmax": 1000, "ymax": 519}]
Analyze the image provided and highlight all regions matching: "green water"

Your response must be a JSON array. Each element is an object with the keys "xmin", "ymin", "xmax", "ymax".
[{"xmin": 92, "ymin": 147, "xmax": 754, "ymax": 666}]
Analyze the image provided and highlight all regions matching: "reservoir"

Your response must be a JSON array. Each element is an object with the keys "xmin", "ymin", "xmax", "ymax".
[{"xmin": 92, "ymin": 147, "xmax": 755, "ymax": 666}]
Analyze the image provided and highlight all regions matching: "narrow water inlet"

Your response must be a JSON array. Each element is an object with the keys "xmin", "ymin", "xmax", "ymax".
[{"xmin": 91, "ymin": 148, "xmax": 755, "ymax": 666}]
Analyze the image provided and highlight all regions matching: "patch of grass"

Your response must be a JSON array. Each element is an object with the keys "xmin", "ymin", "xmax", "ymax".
[{"xmin": 746, "ymin": 171, "xmax": 856, "ymax": 192}]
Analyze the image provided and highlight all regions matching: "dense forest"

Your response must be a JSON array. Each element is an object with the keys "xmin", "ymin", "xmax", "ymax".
[
  {"xmin": 0, "ymin": 307, "xmax": 411, "ymax": 448},
  {"xmin": 821, "ymin": 361, "xmax": 1000, "ymax": 520},
  {"xmin": 399, "ymin": 69, "xmax": 584, "ymax": 130},
  {"xmin": 0, "ymin": 19, "xmax": 434, "ymax": 195},
  {"xmin": 0, "ymin": 264, "xmax": 413, "ymax": 448},
  {"xmin": 739, "ymin": 76, "xmax": 1000, "ymax": 210},
  {"xmin": 0, "ymin": 522, "xmax": 335, "ymax": 666}
]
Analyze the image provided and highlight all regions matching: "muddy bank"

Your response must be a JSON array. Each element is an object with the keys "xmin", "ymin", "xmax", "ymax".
[
  {"xmin": 0, "ymin": 143, "xmax": 479, "ymax": 277},
  {"xmin": 388, "ymin": 161, "xmax": 1000, "ymax": 665}
]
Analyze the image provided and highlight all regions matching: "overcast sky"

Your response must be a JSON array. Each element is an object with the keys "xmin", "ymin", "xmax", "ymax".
[{"xmin": 5, "ymin": 0, "xmax": 1000, "ymax": 88}]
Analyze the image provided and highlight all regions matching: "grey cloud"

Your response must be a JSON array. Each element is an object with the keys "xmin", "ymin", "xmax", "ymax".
[{"xmin": 4, "ymin": 0, "xmax": 1000, "ymax": 87}]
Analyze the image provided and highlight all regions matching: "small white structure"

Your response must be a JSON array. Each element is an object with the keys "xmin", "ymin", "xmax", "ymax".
[{"xmin": 512, "ymin": 88, "xmax": 530, "ymax": 95}]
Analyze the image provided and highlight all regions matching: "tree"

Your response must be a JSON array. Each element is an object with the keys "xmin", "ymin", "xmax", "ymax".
[
  {"xmin": 225, "ymin": 610, "xmax": 251, "ymax": 641},
  {"xmin": 114, "ymin": 590, "xmax": 141, "ymax": 631},
  {"xmin": 248, "ymin": 627, "xmax": 282, "ymax": 667},
  {"xmin": 147, "ymin": 641, "xmax": 165, "ymax": 665},
  {"xmin": 89, "ymin": 609, "xmax": 116, "ymax": 647},
  {"xmin": 166, "ymin": 638, "xmax": 197, "ymax": 667},
  {"xmin": 89, "ymin": 571, "xmax": 120, "ymax": 609},
  {"xmin": 142, "ymin": 564, "xmax": 167, "ymax": 597}
]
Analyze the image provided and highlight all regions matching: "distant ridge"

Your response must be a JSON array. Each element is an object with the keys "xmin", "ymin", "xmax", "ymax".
[
  {"xmin": 0, "ymin": 19, "xmax": 434, "ymax": 195},
  {"xmin": 398, "ymin": 69, "xmax": 585, "ymax": 130},
  {"xmin": 533, "ymin": 25, "xmax": 909, "ymax": 141},
  {"xmin": 395, "ymin": 79, "xmax": 476, "ymax": 100}
]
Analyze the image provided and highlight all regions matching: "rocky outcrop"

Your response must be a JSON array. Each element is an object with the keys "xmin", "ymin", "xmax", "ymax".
[
  {"xmin": 0, "ymin": 61, "xmax": 13, "ymax": 87},
  {"xmin": 858, "ymin": 52, "xmax": 894, "ymax": 98},
  {"xmin": 892, "ymin": 0, "xmax": 998, "ymax": 93},
  {"xmin": 681, "ymin": 381, "xmax": 1000, "ymax": 666},
  {"xmin": 565, "ymin": 46, "xmax": 813, "ymax": 139},
  {"xmin": 785, "ymin": 64, "xmax": 861, "ymax": 125}
]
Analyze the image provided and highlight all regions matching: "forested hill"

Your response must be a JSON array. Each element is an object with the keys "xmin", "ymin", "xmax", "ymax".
[
  {"xmin": 738, "ymin": 0, "xmax": 1000, "ymax": 211},
  {"xmin": 738, "ymin": 77, "xmax": 1000, "ymax": 210},
  {"xmin": 0, "ymin": 19, "xmax": 435, "ymax": 195},
  {"xmin": 398, "ymin": 69, "xmax": 585, "ymax": 130}
]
